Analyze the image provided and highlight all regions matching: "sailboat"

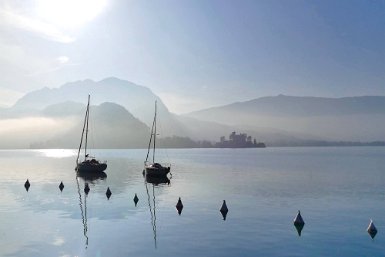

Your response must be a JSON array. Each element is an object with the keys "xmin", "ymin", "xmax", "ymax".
[
  {"xmin": 144, "ymin": 101, "xmax": 170, "ymax": 177},
  {"xmin": 76, "ymin": 95, "xmax": 107, "ymax": 173}
]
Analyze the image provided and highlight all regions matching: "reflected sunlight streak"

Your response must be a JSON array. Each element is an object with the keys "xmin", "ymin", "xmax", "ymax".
[{"xmin": 37, "ymin": 149, "xmax": 77, "ymax": 158}]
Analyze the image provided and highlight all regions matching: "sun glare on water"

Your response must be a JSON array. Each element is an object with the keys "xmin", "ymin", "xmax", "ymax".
[
  {"xmin": 35, "ymin": 0, "xmax": 108, "ymax": 28},
  {"xmin": 37, "ymin": 149, "xmax": 77, "ymax": 158}
]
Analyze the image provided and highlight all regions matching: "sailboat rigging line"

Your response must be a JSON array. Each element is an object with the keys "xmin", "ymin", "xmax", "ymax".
[
  {"xmin": 76, "ymin": 95, "xmax": 90, "ymax": 165},
  {"xmin": 153, "ymin": 102, "xmax": 171, "ymax": 169},
  {"xmin": 145, "ymin": 102, "xmax": 157, "ymax": 164},
  {"xmin": 76, "ymin": 95, "xmax": 107, "ymax": 173},
  {"xmin": 84, "ymin": 95, "xmax": 90, "ymax": 161},
  {"xmin": 76, "ymin": 177, "xmax": 89, "ymax": 246}
]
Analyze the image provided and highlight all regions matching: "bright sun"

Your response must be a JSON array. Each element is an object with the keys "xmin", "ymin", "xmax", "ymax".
[{"xmin": 36, "ymin": 0, "xmax": 108, "ymax": 28}]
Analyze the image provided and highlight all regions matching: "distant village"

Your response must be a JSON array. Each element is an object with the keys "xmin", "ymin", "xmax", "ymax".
[
  {"xmin": 157, "ymin": 132, "xmax": 266, "ymax": 149},
  {"xmin": 215, "ymin": 132, "xmax": 266, "ymax": 148}
]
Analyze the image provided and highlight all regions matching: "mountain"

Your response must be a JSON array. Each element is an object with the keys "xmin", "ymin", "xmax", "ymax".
[
  {"xmin": 185, "ymin": 95, "xmax": 385, "ymax": 142},
  {"xmin": 4, "ymin": 79, "xmax": 385, "ymax": 148},
  {"xmin": 12, "ymin": 77, "xmax": 187, "ymax": 137},
  {"xmin": 31, "ymin": 102, "xmax": 150, "ymax": 149},
  {"xmin": 187, "ymin": 95, "xmax": 385, "ymax": 118}
]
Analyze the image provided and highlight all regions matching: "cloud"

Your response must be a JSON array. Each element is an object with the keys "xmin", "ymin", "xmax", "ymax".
[
  {"xmin": 57, "ymin": 56, "xmax": 69, "ymax": 64},
  {"xmin": 26, "ymin": 56, "xmax": 80, "ymax": 77},
  {"xmin": 0, "ymin": 87, "xmax": 23, "ymax": 107},
  {"xmin": 0, "ymin": 41, "xmax": 72, "ymax": 79},
  {"xmin": 0, "ymin": 8, "xmax": 75, "ymax": 43}
]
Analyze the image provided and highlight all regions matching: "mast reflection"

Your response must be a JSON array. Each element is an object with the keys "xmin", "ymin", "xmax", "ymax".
[
  {"xmin": 75, "ymin": 171, "xmax": 107, "ymax": 248},
  {"xmin": 144, "ymin": 174, "xmax": 171, "ymax": 248},
  {"xmin": 76, "ymin": 176, "xmax": 89, "ymax": 247}
]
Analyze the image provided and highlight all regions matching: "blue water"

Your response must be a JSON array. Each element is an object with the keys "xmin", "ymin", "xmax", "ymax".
[{"xmin": 0, "ymin": 147, "xmax": 384, "ymax": 256}]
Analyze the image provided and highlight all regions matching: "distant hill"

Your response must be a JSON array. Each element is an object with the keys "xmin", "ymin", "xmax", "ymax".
[
  {"xmin": 187, "ymin": 95, "xmax": 385, "ymax": 117},
  {"xmin": 31, "ymin": 102, "xmax": 150, "ymax": 149},
  {"xmin": 185, "ymin": 95, "xmax": 385, "ymax": 142},
  {"xmin": 12, "ymin": 77, "xmax": 187, "ymax": 137}
]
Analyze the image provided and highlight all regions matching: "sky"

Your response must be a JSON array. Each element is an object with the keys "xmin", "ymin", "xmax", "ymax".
[{"xmin": 0, "ymin": 0, "xmax": 384, "ymax": 113}]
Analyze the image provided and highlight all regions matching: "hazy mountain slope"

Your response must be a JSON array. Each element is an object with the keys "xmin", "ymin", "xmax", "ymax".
[
  {"xmin": 7, "ymin": 80, "xmax": 385, "ymax": 146},
  {"xmin": 176, "ymin": 116, "xmax": 296, "ymax": 143},
  {"xmin": 32, "ymin": 102, "xmax": 151, "ymax": 149},
  {"xmin": 0, "ymin": 101, "xmax": 151, "ymax": 149},
  {"xmin": 188, "ymin": 95, "xmax": 385, "ymax": 118},
  {"xmin": 185, "ymin": 95, "xmax": 385, "ymax": 141},
  {"xmin": 12, "ymin": 77, "xmax": 187, "ymax": 137},
  {"xmin": 42, "ymin": 101, "xmax": 85, "ymax": 117}
]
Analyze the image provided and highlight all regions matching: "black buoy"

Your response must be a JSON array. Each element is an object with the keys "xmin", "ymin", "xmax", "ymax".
[
  {"xmin": 106, "ymin": 187, "xmax": 112, "ymax": 200},
  {"xmin": 84, "ymin": 183, "xmax": 90, "ymax": 195},
  {"xmin": 59, "ymin": 181, "xmax": 64, "ymax": 192},
  {"xmin": 176, "ymin": 197, "xmax": 183, "ymax": 215},
  {"xmin": 24, "ymin": 179, "xmax": 30, "ymax": 192},
  {"xmin": 293, "ymin": 210, "xmax": 305, "ymax": 236},
  {"xmin": 133, "ymin": 193, "xmax": 139, "ymax": 206},
  {"xmin": 367, "ymin": 219, "xmax": 378, "ymax": 239},
  {"xmin": 220, "ymin": 200, "xmax": 228, "ymax": 220}
]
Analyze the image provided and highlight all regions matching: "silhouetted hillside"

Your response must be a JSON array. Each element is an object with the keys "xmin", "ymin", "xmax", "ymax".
[
  {"xmin": 30, "ymin": 102, "xmax": 150, "ymax": 149},
  {"xmin": 185, "ymin": 95, "xmax": 385, "ymax": 142}
]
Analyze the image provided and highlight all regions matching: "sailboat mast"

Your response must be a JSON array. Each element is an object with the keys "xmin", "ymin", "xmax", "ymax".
[
  {"xmin": 84, "ymin": 95, "xmax": 90, "ymax": 161},
  {"xmin": 76, "ymin": 95, "xmax": 90, "ymax": 165},
  {"xmin": 152, "ymin": 101, "xmax": 157, "ymax": 163}
]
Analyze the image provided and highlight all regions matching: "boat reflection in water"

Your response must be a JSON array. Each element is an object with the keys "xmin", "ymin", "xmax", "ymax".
[
  {"xmin": 145, "ymin": 175, "xmax": 170, "ymax": 186},
  {"xmin": 75, "ymin": 171, "xmax": 107, "ymax": 248},
  {"xmin": 144, "ymin": 173, "xmax": 171, "ymax": 248},
  {"xmin": 77, "ymin": 169, "xmax": 107, "ymax": 182}
]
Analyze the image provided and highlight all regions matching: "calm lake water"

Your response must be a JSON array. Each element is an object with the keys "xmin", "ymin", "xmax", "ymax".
[{"xmin": 1, "ymin": 147, "xmax": 385, "ymax": 256}]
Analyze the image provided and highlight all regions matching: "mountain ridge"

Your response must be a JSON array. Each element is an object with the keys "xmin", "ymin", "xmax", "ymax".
[
  {"xmin": 184, "ymin": 94, "xmax": 385, "ymax": 142},
  {"xmin": 11, "ymin": 77, "xmax": 188, "ymax": 138},
  {"xmin": 3, "ymin": 78, "xmax": 385, "ymax": 147},
  {"xmin": 187, "ymin": 94, "xmax": 385, "ymax": 117}
]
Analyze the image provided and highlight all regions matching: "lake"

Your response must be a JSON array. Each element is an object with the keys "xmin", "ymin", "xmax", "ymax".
[{"xmin": 0, "ymin": 147, "xmax": 384, "ymax": 256}]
